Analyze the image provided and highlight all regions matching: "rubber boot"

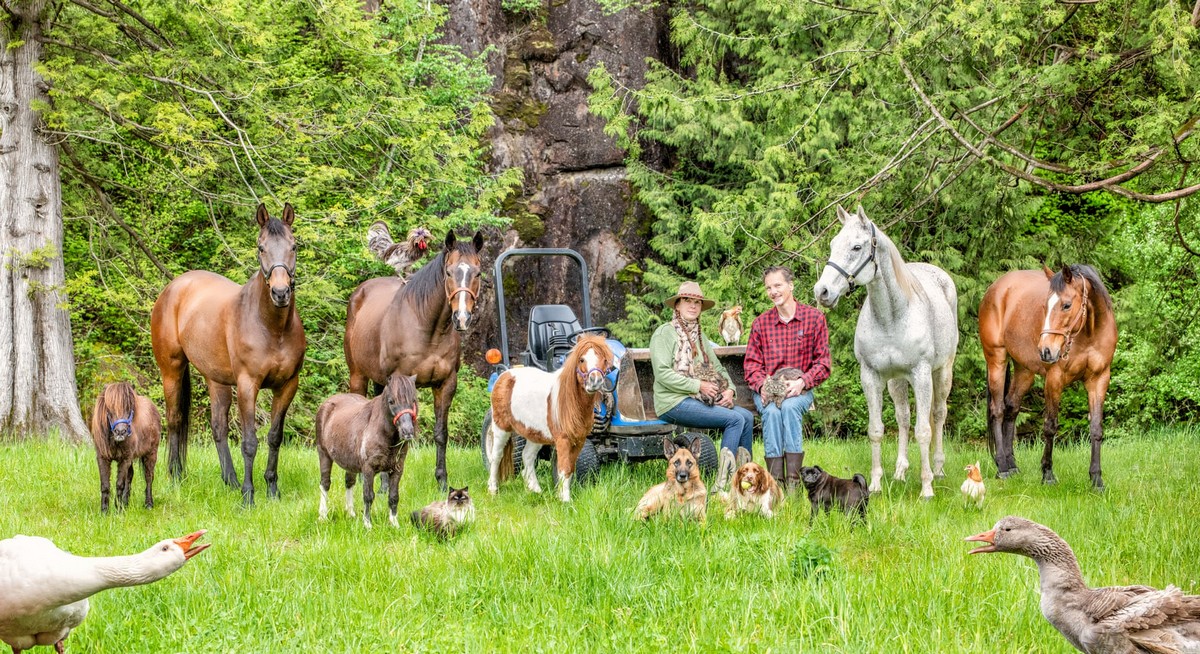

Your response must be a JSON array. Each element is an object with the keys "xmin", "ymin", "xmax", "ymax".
[
  {"xmin": 766, "ymin": 456, "xmax": 785, "ymax": 487},
  {"xmin": 712, "ymin": 447, "xmax": 735, "ymax": 495},
  {"xmin": 785, "ymin": 452, "xmax": 805, "ymax": 494}
]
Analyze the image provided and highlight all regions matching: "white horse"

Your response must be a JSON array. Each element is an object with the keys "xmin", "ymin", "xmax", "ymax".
[{"xmin": 813, "ymin": 206, "xmax": 958, "ymax": 499}]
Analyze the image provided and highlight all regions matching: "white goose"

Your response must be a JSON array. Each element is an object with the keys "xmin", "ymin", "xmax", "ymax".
[
  {"xmin": 967, "ymin": 517, "xmax": 1200, "ymax": 654},
  {"xmin": 0, "ymin": 530, "xmax": 209, "ymax": 653}
]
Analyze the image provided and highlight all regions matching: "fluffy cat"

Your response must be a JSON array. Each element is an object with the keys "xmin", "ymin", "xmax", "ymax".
[{"xmin": 410, "ymin": 486, "xmax": 475, "ymax": 538}]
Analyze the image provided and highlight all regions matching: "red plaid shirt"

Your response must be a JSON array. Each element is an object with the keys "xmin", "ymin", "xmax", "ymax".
[{"xmin": 744, "ymin": 301, "xmax": 831, "ymax": 394}]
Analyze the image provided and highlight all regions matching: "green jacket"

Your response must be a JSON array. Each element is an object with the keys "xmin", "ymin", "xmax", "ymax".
[{"xmin": 649, "ymin": 322, "xmax": 736, "ymax": 417}]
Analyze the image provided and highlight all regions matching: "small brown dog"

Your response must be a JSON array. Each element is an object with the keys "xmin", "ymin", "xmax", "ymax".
[
  {"xmin": 799, "ymin": 465, "xmax": 869, "ymax": 520},
  {"xmin": 635, "ymin": 436, "xmax": 708, "ymax": 522},
  {"xmin": 725, "ymin": 458, "xmax": 785, "ymax": 519}
]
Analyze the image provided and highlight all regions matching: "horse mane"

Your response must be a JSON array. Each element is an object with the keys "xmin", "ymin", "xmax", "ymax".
[
  {"xmin": 1050, "ymin": 264, "xmax": 1113, "ymax": 312},
  {"xmin": 874, "ymin": 226, "xmax": 924, "ymax": 301},
  {"xmin": 263, "ymin": 218, "xmax": 290, "ymax": 237},
  {"xmin": 551, "ymin": 334, "xmax": 610, "ymax": 442},
  {"xmin": 400, "ymin": 238, "xmax": 480, "ymax": 317},
  {"xmin": 90, "ymin": 382, "xmax": 137, "ymax": 457},
  {"xmin": 101, "ymin": 382, "xmax": 136, "ymax": 424}
]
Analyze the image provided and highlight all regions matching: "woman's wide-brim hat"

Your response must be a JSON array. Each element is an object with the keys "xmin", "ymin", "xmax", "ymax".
[{"xmin": 665, "ymin": 281, "xmax": 716, "ymax": 311}]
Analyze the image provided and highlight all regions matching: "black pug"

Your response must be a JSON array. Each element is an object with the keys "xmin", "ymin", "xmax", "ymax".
[{"xmin": 799, "ymin": 465, "xmax": 869, "ymax": 520}]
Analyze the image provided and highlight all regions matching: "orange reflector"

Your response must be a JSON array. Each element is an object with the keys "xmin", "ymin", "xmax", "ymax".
[{"xmin": 485, "ymin": 349, "xmax": 502, "ymax": 365}]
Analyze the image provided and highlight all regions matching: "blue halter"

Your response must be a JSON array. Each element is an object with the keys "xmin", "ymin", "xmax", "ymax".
[{"xmin": 109, "ymin": 411, "xmax": 134, "ymax": 432}]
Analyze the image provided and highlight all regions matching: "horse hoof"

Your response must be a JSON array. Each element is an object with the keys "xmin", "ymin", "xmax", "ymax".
[
  {"xmin": 267, "ymin": 486, "xmax": 280, "ymax": 500},
  {"xmin": 920, "ymin": 495, "xmax": 933, "ymax": 502},
  {"xmin": 1042, "ymin": 475, "xmax": 1058, "ymax": 485},
  {"xmin": 933, "ymin": 471, "xmax": 945, "ymax": 480}
]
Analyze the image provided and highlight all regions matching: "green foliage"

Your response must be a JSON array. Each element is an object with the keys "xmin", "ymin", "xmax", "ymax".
[
  {"xmin": 789, "ymin": 536, "xmax": 836, "ymax": 579},
  {"xmin": 589, "ymin": 0, "xmax": 1200, "ymax": 435},
  {"xmin": 49, "ymin": 0, "xmax": 518, "ymax": 440},
  {"xmin": 3, "ymin": 427, "xmax": 1199, "ymax": 650}
]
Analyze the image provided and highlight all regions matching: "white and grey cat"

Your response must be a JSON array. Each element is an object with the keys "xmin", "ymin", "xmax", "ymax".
[{"xmin": 410, "ymin": 486, "xmax": 475, "ymax": 538}]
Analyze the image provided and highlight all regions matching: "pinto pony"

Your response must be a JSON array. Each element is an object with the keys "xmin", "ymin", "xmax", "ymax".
[
  {"xmin": 979, "ymin": 265, "xmax": 1117, "ymax": 488},
  {"xmin": 486, "ymin": 334, "xmax": 613, "ymax": 502},
  {"xmin": 89, "ymin": 382, "xmax": 161, "ymax": 513},
  {"xmin": 315, "ymin": 374, "xmax": 418, "ymax": 529}
]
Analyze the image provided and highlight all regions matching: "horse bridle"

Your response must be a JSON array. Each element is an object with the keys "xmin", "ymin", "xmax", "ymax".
[
  {"xmin": 109, "ymin": 411, "xmax": 134, "ymax": 432},
  {"xmin": 1040, "ymin": 280, "xmax": 1090, "ymax": 361},
  {"xmin": 824, "ymin": 222, "xmax": 877, "ymax": 291}
]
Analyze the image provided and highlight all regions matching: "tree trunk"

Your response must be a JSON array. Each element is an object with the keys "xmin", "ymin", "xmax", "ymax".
[{"xmin": 0, "ymin": 2, "xmax": 89, "ymax": 442}]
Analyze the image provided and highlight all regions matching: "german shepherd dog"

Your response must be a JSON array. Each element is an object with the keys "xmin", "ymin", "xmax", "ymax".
[
  {"xmin": 635, "ymin": 436, "xmax": 707, "ymax": 522},
  {"xmin": 800, "ymin": 465, "xmax": 869, "ymax": 520}
]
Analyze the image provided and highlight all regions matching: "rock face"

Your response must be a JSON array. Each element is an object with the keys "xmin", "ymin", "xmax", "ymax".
[{"xmin": 439, "ymin": 0, "xmax": 668, "ymax": 363}]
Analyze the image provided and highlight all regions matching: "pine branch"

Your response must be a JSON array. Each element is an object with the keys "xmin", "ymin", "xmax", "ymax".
[{"xmin": 898, "ymin": 55, "xmax": 1200, "ymax": 203}]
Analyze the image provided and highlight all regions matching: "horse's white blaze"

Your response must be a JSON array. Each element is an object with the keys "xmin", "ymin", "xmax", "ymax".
[
  {"xmin": 506, "ymin": 367, "xmax": 558, "ymax": 440},
  {"xmin": 455, "ymin": 262, "xmax": 471, "ymax": 315},
  {"xmin": 1044, "ymin": 293, "xmax": 1059, "ymax": 332}
]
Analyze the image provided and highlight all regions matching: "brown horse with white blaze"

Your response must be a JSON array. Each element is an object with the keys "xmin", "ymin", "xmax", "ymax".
[
  {"xmin": 151, "ymin": 203, "xmax": 306, "ymax": 506},
  {"xmin": 486, "ymin": 334, "xmax": 614, "ymax": 502},
  {"xmin": 979, "ymin": 264, "xmax": 1117, "ymax": 489},
  {"xmin": 344, "ymin": 230, "xmax": 484, "ymax": 492}
]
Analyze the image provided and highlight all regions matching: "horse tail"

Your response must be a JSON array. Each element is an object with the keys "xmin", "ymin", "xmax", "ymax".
[
  {"xmin": 179, "ymin": 367, "xmax": 191, "ymax": 470},
  {"xmin": 498, "ymin": 437, "xmax": 515, "ymax": 482}
]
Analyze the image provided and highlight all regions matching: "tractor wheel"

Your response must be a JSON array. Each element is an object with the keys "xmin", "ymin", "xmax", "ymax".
[{"xmin": 680, "ymin": 431, "xmax": 718, "ymax": 476}]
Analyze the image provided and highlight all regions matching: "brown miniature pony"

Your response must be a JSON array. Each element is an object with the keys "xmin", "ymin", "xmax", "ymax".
[
  {"xmin": 344, "ymin": 231, "xmax": 484, "ymax": 491},
  {"xmin": 979, "ymin": 265, "xmax": 1117, "ymax": 489},
  {"xmin": 485, "ymin": 334, "xmax": 614, "ymax": 502},
  {"xmin": 151, "ymin": 203, "xmax": 306, "ymax": 505},
  {"xmin": 89, "ymin": 382, "xmax": 161, "ymax": 513},
  {"xmin": 316, "ymin": 374, "xmax": 418, "ymax": 529}
]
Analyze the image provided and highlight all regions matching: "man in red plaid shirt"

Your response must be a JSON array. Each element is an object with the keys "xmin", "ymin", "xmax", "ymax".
[{"xmin": 744, "ymin": 266, "xmax": 831, "ymax": 491}]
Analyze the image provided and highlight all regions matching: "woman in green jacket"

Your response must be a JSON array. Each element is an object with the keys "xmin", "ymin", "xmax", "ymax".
[{"xmin": 650, "ymin": 281, "xmax": 754, "ymax": 494}]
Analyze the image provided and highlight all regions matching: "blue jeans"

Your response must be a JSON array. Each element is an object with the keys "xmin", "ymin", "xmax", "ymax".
[
  {"xmin": 660, "ymin": 398, "xmax": 754, "ymax": 453},
  {"xmin": 754, "ymin": 391, "xmax": 814, "ymax": 458}
]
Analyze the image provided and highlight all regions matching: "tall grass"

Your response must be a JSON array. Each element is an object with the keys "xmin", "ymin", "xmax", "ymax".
[{"xmin": 1, "ymin": 426, "xmax": 1197, "ymax": 653}]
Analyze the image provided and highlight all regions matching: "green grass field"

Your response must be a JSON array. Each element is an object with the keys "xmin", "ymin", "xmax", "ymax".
[{"xmin": 1, "ymin": 426, "xmax": 1197, "ymax": 653}]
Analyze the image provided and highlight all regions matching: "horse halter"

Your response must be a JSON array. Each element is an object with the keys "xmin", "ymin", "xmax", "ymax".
[
  {"xmin": 260, "ymin": 258, "xmax": 296, "ymax": 289},
  {"xmin": 824, "ymin": 222, "xmax": 877, "ymax": 291},
  {"xmin": 1040, "ymin": 283, "xmax": 1089, "ymax": 361},
  {"xmin": 446, "ymin": 284, "xmax": 478, "ymax": 305},
  {"xmin": 391, "ymin": 404, "xmax": 418, "ymax": 427},
  {"xmin": 109, "ymin": 411, "xmax": 134, "ymax": 432}
]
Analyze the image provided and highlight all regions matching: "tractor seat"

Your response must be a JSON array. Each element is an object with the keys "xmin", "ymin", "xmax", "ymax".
[{"xmin": 527, "ymin": 304, "xmax": 582, "ymax": 371}]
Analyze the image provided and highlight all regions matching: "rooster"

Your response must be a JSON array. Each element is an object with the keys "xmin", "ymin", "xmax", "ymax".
[
  {"xmin": 961, "ymin": 461, "xmax": 986, "ymax": 509},
  {"xmin": 718, "ymin": 305, "xmax": 743, "ymax": 346},
  {"xmin": 366, "ymin": 222, "xmax": 433, "ymax": 281}
]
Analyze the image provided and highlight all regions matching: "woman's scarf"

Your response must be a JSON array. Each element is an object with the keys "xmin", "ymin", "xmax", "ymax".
[{"xmin": 671, "ymin": 309, "xmax": 709, "ymax": 377}]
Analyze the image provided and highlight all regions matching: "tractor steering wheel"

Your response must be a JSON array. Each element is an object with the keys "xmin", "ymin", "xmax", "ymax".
[{"xmin": 568, "ymin": 327, "xmax": 610, "ymax": 344}]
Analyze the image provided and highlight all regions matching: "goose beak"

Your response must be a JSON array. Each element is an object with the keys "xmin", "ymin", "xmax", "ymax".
[
  {"xmin": 173, "ymin": 530, "xmax": 211, "ymax": 560},
  {"xmin": 965, "ymin": 529, "xmax": 996, "ymax": 554}
]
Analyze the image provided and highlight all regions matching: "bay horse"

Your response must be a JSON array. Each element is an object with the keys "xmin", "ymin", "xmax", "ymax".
[
  {"xmin": 344, "ymin": 230, "xmax": 484, "ymax": 492},
  {"xmin": 486, "ymin": 334, "xmax": 614, "ymax": 502},
  {"xmin": 979, "ymin": 264, "xmax": 1117, "ymax": 489},
  {"xmin": 814, "ymin": 206, "xmax": 959, "ymax": 499},
  {"xmin": 315, "ymin": 373, "xmax": 418, "ymax": 529},
  {"xmin": 89, "ymin": 382, "xmax": 161, "ymax": 513},
  {"xmin": 150, "ymin": 203, "xmax": 306, "ymax": 506}
]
